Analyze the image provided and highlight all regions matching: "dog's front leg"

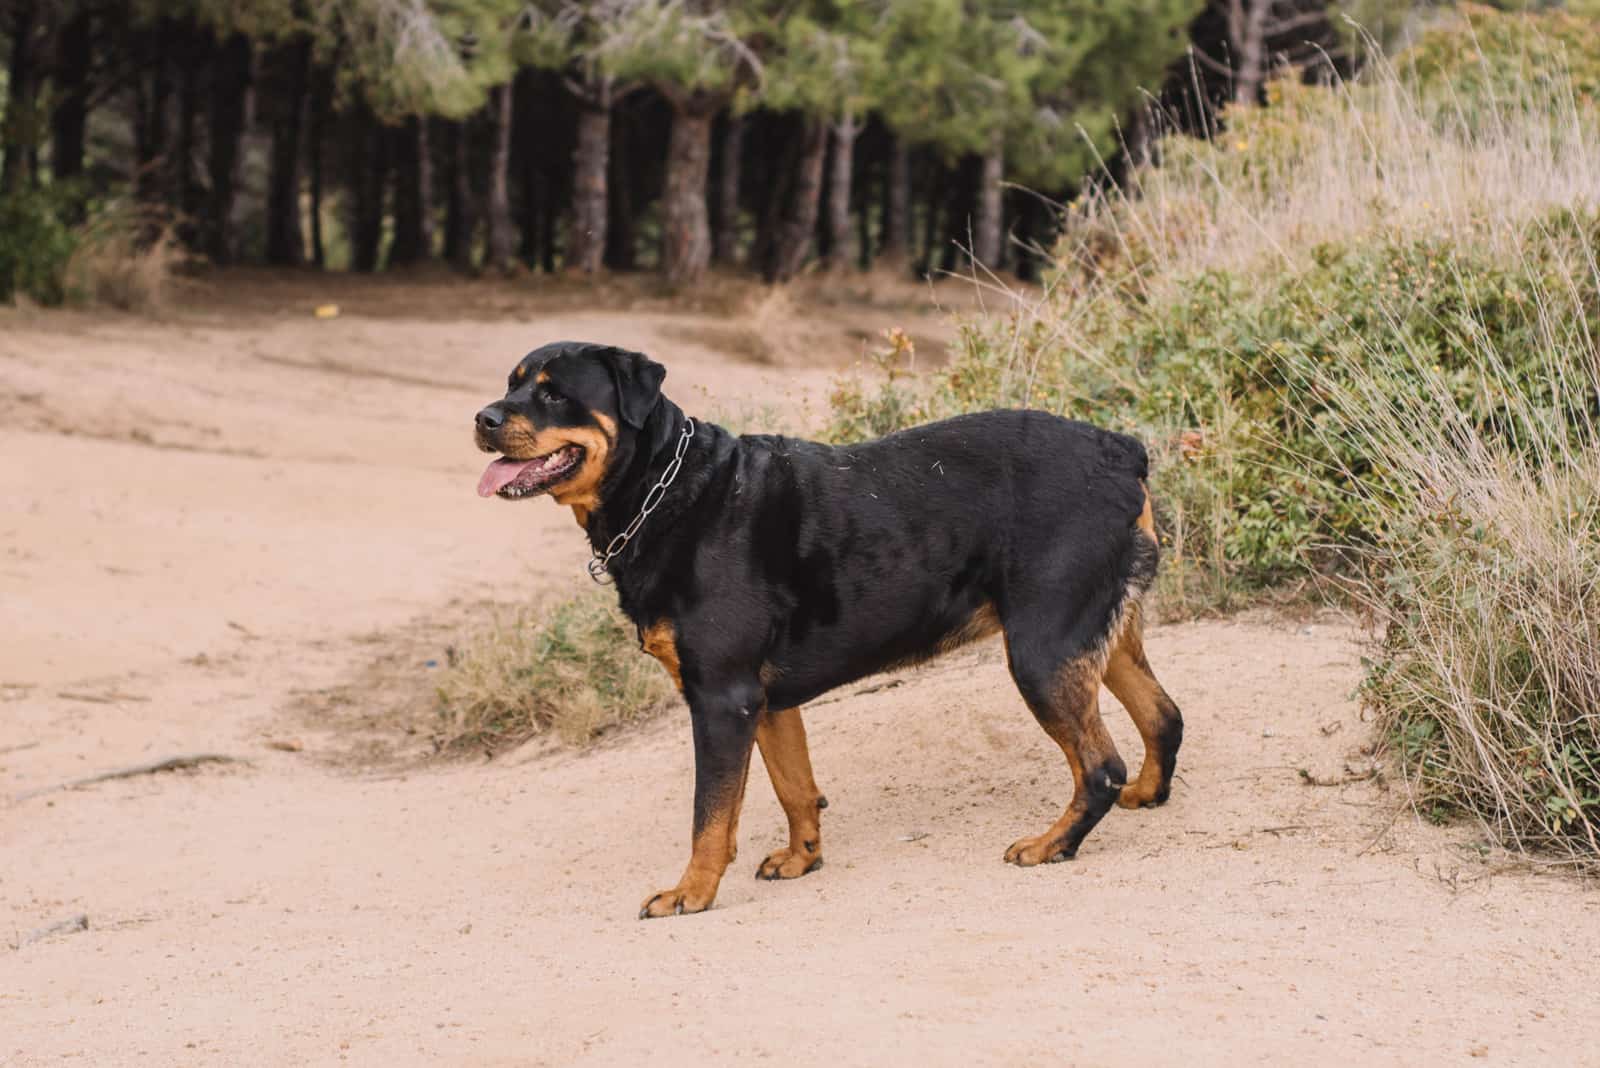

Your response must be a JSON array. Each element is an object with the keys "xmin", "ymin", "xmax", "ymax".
[{"xmin": 639, "ymin": 680, "xmax": 761, "ymax": 919}]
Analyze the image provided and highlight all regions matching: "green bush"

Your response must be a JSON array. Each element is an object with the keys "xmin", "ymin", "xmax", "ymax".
[{"xmin": 0, "ymin": 186, "xmax": 79, "ymax": 305}]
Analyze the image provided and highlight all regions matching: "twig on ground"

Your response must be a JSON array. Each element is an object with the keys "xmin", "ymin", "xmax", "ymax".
[
  {"xmin": 0, "ymin": 740, "xmax": 41, "ymax": 756},
  {"xmin": 55, "ymin": 691, "xmax": 150, "ymax": 704},
  {"xmin": 13, "ymin": 913, "xmax": 89, "ymax": 950},
  {"xmin": 1298, "ymin": 765, "xmax": 1378, "ymax": 788},
  {"xmin": 13, "ymin": 753, "xmax": 246, "ymax": 802}
]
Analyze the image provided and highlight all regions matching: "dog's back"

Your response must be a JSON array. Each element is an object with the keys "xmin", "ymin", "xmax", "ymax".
[{"xmin": 738, "ymin": 410, "xmax": 1154, "ymax": 710}]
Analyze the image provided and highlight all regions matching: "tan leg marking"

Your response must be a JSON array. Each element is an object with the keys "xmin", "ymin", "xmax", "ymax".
[
  {"xmin": 639, "ymin": 747, "xmax": 753, "ymax": 919},
  {"xmin": 640, "ymin": 620, "xmax": 683, "ymax": 691},
  {"xmin": 1004, "ymin": 657, "xmax": 1124, "ymax": 866},
  {"xmin": 1137, "ymin": 482, "xmax": 1156, "ymax": 539},
  {"xmin": 1103, "ymin": 604, "xmax": 1180, "ymax": 809},
  {"xmin": 754, "ymin": 706, "xmax": 825, "ymax": 880}
]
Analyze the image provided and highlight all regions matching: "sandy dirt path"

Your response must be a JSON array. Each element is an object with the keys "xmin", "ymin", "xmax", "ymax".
[{"xmin": 2, "ymin": 284, "xmax": 1596, "ymax": 1066}]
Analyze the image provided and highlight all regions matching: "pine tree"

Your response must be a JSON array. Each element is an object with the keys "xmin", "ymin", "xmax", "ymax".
[
  {"xmin": 756, "ymin": 1, "xmax": 882, "ymax": 280},
  {"xmin": 598, "ymin": 0, "xmax": 760, "ymax": 285}
]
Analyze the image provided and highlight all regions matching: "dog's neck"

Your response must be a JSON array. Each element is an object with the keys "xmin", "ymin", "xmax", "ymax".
[{"xmin": 582, "ymin": 396, "xmax": 711, "ymax": 568}]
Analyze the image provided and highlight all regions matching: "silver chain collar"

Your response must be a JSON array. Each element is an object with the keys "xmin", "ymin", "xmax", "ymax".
[{"xmin": 587, "ymin": 418, "xmax": 696, "ymax": 585}]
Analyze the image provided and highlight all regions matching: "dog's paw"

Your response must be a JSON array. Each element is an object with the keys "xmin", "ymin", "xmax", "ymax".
[
  {"xmin": 756, "ymin": 844, "xmax": 822, "ymax": 880},
  {"xmin": 638, "ymin": 885, "xmax": 716, "ymax": 919},
  {"xmin": 1116, "ymin": 780, "xmax": 1171, "ymax": 810},
  {"xmin": 1003, "ymin": 834, "xmax": 1075, "ymax": 866}
]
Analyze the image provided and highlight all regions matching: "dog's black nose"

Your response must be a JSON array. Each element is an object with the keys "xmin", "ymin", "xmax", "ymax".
[{"xmin": 475, "ymin": 406, "xmax": 505, "ymax": 432}]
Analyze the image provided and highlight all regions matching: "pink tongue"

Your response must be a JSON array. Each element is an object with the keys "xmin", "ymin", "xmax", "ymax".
[{"xmin": 477, "ymin": 456, "xmax": 541, "ymax": 498}]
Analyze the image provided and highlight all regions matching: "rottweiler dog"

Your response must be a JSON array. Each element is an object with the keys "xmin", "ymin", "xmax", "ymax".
[{"xmin": 474, "ymin": 342, "xmax": 1182, "ymax": 919}]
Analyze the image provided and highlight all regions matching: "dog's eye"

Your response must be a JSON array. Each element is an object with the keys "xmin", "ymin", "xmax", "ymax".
[{"xmin": 537, "ymin": 384, "xmax": 562, "ymax": 405}]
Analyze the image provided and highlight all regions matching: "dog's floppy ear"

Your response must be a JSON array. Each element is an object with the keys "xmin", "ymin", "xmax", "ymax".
[{"xmin": 599, "ymin": 346, "xmax": 666, "ymax": 429}]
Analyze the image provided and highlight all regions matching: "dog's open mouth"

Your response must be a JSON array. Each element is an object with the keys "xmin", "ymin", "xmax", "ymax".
[{"xmin": 476, "ymin": 445, "xmax": 585, "ymax": 499}]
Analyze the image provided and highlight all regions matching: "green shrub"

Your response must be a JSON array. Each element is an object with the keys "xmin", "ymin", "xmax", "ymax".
[
  {"xmin": 1400, "ymin": 2, "xmax": 1600, "ymax": 117},
  {"xmin": 0, "ymin": 186, "xmax": 79, "ymax": 304},
  {"xmin": 435, "ymin": 587, "xmax": 673, "ymax": 751}
]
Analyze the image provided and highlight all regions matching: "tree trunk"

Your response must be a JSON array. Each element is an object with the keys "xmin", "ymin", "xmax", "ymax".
[
  {"xmin": 173, "ymin": 30, "xmax": 204, "ymax": 236},
  {"xmin": 938, "ymin": 158, "xmax": 972, "ymax": 274},
  {"xmin": 443, "ymin": 118, "xmax": 476, "ymax": 271},
  {"xmin": 133, "ymin": 26, "xmax": 173, "ymax": 208},
  {"xmin": 265, "ymin": 35, "xmax": 311, "ymax": 266},
  {"xmin": 752, "ymin": 118, "xmax": 799, "ymax": 276},
  {"xmin": 767, "ymin": 118, "xmax": 828, "ymax": 284},
  {"xmin": 391, "ymin": 116, "xmax": 436, "ymax": 266},
  {"xmin": 484, "ymin": 83, "xmax": 516, "ymax": 273},
  {"xmin": 713, "ymin": 114, "xmax": 744, "ymax": 265},
  {"xmin": 206, "ymin": 33, "xmax": 253, "ymax": 263},
  {"xmin": 568, "ymin": 94, "xmax": 610, "ymax": 274},
  {"xmin": 2, "ymin": 0, "xmax": 38, "ymax": 193},
  {"xmin": 880, "ymin": 135, "xmax": 910, "ymax": 264},
  {"xmin": 308, "ymin": 67, "xmax": 330, "ymax": 268},
  {"xmin": 824, "ymin": 115, "xmax": 859, "ymax": 271},
  {"xmin": 540, "ymin": 160, "xmax": 559, "ymax": 272},
  {"xmin": 1228, "ymin": 0, "xmax": 1272, "ymax": 106},
  {"xmin": 660, "ymin": 106, "xmax": 714, "ymax": 285},
  {"xmin": 520, "ymin": 148, "xmax": 540, "ymax": 268},
  {"xmin": 918, "ymin": 162, "xmax": 946, "ymax": 277},
  {"xmin": 349, "ymin": 102, "xmax": 390, "ymax": 273},
  {"xmin": 856, "ymin": 172, "xmax": 871, "ymax": 270},
  {"xmin": 50, "ymin": 8, "xmax": 91, "ymax": 184},
  {"xmin": 605, "ymin": 108, "xmax": 635, "ymax": 270},
  {"xmin": 973, "ymin": 143, "xmax": 1003, "ymax": 267}
]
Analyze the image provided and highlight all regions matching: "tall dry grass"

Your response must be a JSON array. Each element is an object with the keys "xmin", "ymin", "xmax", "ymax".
[
  {"xmin": 1325, "ymin": 285, "xmax": 1600, "ymax": 863},
  {"xmin": 435, "ymin": 588, "xmax": 673, "ymax": 750},
  {"xmin": 64, "ymin": 205, "xmax": 182, "ymax": 311},
  {"xmin": 1059, "ymin": 23, "xmax": 1600, "ymax": 303}
]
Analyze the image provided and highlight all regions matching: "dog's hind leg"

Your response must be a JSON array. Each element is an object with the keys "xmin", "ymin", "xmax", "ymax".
[
  {"xmin": 1002, "ymin": 639, "xmax": 1128, "ymax": 866},
  {"xmin": 753, "ymin": 706, "xmax": 825, "ymax": 880},
  {"xmin": 1102, "ymin": 605, "xmax": 1183, "ymax": 809}
]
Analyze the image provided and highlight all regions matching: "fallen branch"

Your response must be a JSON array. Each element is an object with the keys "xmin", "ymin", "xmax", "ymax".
[
  {"xmin": 13, "ymin": 913, "xmax": 89, "ymax": 949},
  {"xmin": 14, "ymin": 753, "xmax": 246, "ymax": 802},
  {"xmin": 0, "ymin": 740, "xmax": 41, "ymax": 756},
  {"xmin": 1298, "ymin": 765, "xmax": 1379, "ymax": 788}
]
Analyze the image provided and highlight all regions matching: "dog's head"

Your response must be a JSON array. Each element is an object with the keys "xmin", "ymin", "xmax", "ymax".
[{"xmin": 474, "ymin": 342, "xmax": 665, "ymax": 515}]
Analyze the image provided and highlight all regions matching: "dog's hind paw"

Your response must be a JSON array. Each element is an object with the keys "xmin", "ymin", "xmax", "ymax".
[{"xmin": 756, "ymin": 844, "xmax": 822, "ymax": 880}]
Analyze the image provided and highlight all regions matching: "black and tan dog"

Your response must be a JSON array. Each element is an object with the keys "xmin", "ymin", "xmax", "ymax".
[{"xmin": 474, "ymin": 341, "xmax": 1182, "ymax": 919}]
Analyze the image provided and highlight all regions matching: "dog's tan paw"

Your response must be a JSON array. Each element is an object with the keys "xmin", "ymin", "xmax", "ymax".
[
  {"xmin": 756, "ymin": 843, "xmax": 822, "ymax": 880},
  {"xmin": 1003, "ymin": 833, "xmax": 1074, "ymax": 866},
  {"xmin": 638, "ymin": 885, "xmax": 717, "ymax": 919}
]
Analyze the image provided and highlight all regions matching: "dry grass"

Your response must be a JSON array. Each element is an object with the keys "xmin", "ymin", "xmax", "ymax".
[
  {"xmin": 63, "ymin": 205, "xmax": 183, "ymax": 311},
  {"xmin": 435, "ymin": 587, "xmax": 673, "ymax": 751},
  {"xmin": 1059, "ymin": 23, "xmax": 1600, "ymax": 304},
  {"xmin": 1318, "ymin": 252, "xmax": 1600, "ymax": 865}
]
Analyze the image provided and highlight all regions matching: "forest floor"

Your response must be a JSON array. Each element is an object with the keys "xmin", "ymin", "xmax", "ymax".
[{"xmin": 2, "ymin": 272, "xmax": 1596, "ymax": 1066}]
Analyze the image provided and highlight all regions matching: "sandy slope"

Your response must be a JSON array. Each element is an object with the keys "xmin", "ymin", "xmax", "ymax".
[{"xmin": 2, "ymin": 284, "xmax": 1596, "ymax": 1066}]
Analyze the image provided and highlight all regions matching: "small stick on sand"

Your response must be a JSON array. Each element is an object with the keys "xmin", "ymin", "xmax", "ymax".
[
  {"xmin": 13, "ymin": 913, "xmax": 89, "ymax": 949},
  {"xmin": 1297, "ymin": 766, "xmax": 1378, "ymax": 788},
  {"xmin": 13, "ymin": 753, "xmax": 246, "ymax": 802}
]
